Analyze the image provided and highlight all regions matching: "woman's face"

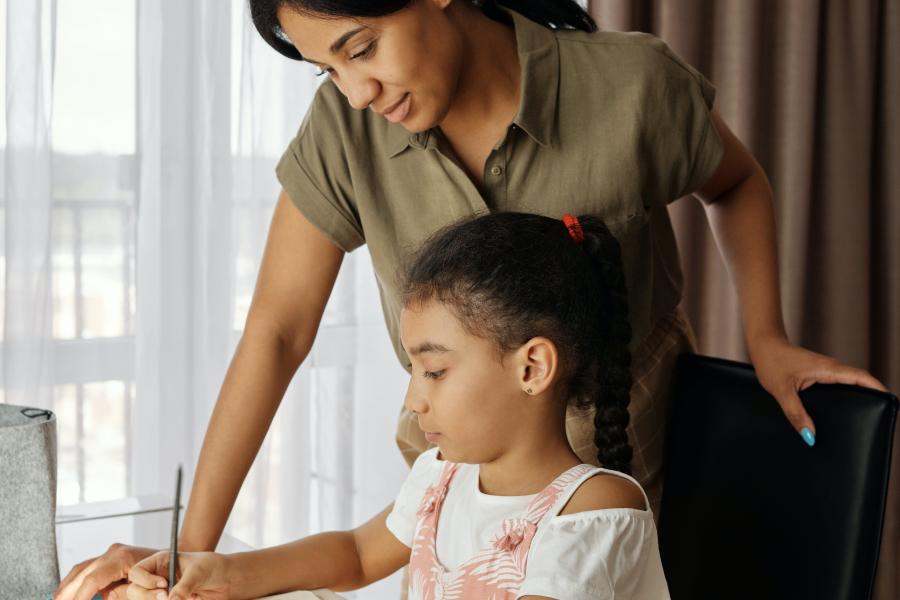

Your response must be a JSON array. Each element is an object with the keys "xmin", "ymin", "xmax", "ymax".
[
  {"xmin": 277, "ymin": 0, "xmax": 464, "ymax": 133},
  {"xmin": 400, "ymin": 300, "xmax": 526, "ymax": 464}
]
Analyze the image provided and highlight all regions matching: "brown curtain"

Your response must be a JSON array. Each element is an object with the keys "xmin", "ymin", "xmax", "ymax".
[{"xmin": 587, "ymin": 0, "xmax": 899, "ymax": 597}]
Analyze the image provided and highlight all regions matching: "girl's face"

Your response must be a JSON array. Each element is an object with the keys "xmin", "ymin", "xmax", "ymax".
[
  {"xmin": 276, "ymin": 0, "xmax": 464, "ymax": 133},
  {"xmin": 400, "ymin": 299, "xmax": 529, "ymax": 464}
]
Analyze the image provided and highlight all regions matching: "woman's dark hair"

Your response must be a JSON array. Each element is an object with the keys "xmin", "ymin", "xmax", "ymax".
[
  {"xmin": 250, "ymin": 0, "xmax": 597, "ymax": 61},
  {"xmin": 401, "ymin": 212, "xmax": 633, "ymax": 475}
]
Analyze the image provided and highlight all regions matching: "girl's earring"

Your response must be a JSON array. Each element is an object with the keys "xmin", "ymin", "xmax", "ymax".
[{"xmin": 525, "ymin": 388, "xmax": 533, "ymax": 394}]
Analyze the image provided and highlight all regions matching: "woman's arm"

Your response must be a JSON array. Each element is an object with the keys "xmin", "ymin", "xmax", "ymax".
[
  {"xmin": 126, "ymin": 505, "xmax": 411, "ymax": 599},
  {"xmin": 695, "ymin": 111, "xmax": 886, "ymax": 440},
  {"xmin": 55, "ymin": 191, "xmax": 345, "ymax": 600},
  {"xmin": 180, "ymin": 190, "xmax": 345, "ymax": 550}
]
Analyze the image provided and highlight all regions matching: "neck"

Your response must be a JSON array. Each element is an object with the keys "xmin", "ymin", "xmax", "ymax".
[
  {"xmin": 477, "ymin": 405, "xmax": 583, "ymax": 496},
  {"xmin": 438, "ymin": 3, "xmax": 521, "ymax": 141}
]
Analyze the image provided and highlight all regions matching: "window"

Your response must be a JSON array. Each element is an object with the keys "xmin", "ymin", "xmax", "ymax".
[{"xmin": 44, "ymin": 0, "xmax": 136, "ymax": 504}]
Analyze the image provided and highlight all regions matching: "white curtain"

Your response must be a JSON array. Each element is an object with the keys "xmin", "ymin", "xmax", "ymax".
[
  {"xmin": 2, "ymin": 1, "xmax": 410, "ymax": 598},
  {"xmin": 1, "ymin": 0, "xmax": 56, "ymax": 407}
]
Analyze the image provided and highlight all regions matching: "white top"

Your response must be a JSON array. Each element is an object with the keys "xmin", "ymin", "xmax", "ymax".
[{"xmin": 386, "ymin": 448, "xmax": 671, "ymax": 600}]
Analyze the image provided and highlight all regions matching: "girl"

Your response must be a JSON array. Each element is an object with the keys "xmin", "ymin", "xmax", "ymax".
[{"xmin": 125, "ymin": 212, "xmax": 669, "ymax": 599}]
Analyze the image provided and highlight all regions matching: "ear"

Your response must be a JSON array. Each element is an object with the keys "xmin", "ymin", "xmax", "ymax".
[{"xmin": 514, "ymin": 337, "xmax": 559, "ymax": 396}]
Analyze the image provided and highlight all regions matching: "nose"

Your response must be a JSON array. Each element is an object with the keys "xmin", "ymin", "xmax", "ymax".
[
  {"xmin": 404, "ymin": 381, "xmax": 429, "ymax": 415},
  {"xmin": 339, "ymin": 72, "xmax": 380, "ymax": 111}
]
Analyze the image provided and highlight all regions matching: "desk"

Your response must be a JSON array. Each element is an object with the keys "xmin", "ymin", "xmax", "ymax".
[{"xmin": 56, "ymin": 496, "xmax": 345, "ymax": 600}]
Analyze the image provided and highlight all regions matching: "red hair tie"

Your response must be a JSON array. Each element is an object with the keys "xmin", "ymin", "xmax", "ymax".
[{"xmin": 562, "ymin": 214, "xmax": 584, "ymax": 244}]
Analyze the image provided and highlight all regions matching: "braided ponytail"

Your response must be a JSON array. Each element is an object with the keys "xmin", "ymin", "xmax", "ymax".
[{"xmin": 580, "ymin": 218, "xmax": 634, "ymax": 475}]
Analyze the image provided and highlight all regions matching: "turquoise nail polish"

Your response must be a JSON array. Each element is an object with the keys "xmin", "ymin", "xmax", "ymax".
[{"xmin": 801, "ymin": 427, "xmax": 816, "ymax": 447}]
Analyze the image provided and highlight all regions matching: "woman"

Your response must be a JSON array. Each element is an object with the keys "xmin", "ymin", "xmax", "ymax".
[{"xmin": 55, "ymin": 1, "xmax": 885, "ymax": 598}]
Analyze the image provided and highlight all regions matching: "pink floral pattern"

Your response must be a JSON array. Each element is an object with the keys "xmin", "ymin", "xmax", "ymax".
[
  {"xmin": 406, "ymin": 462, "xmax": 594, "ymax": 600},
  {"xmin": 417, "ymin": 482, "xmax": 449, "ymax": 519},
  {"xmin": 492, "ymin": 518, "xmax": 537, "ymax": 552}
]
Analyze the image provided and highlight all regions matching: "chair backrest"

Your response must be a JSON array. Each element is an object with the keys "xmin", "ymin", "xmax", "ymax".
[{"xmin": 658, "ymin": 353, "xmax": 897, "ymax": 600}]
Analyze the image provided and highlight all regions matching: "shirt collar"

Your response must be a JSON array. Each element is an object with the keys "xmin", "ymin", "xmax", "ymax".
[
  {"xmin": 506, "ymin": 7, "xmax": 559, "ymax": 148},
  {"xmin": 386, "ymin": 6, "xmax": 560, "ymax": 157}
]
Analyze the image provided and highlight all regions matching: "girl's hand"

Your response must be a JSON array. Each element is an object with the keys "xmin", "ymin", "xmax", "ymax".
[
  {"xmin": 126, "ymin": 550, "xmax": 231, "ymax": 600},
  {"xmin": 749, "ymin": 335, "xmax": 888, "ymax": 446}
]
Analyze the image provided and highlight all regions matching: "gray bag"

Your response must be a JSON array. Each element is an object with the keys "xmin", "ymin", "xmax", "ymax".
[{"xmin": 0, "ymin": 403, "xmax": 60, "ymax": 599}]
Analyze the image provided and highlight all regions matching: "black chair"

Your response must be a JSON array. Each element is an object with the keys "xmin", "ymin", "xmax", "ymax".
[{"xmin": 658, "ymin": 353, "xmax": 897, "ymax": 600}]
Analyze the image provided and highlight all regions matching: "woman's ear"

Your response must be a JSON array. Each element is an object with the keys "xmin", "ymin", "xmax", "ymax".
[{"xmin": 515, "ymin": 337, "xmax": 559, "ymax": 396}]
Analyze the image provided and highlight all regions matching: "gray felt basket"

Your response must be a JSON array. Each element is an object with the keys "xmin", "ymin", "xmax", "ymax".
[{"xmin": 0, "ymin": 403, "xmax": 60, "ymax": 599}]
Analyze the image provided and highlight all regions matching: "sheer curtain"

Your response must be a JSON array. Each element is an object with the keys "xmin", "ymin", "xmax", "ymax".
[
  {"xmin": 2, "ymin": 1, "xmax": 409, "ymax": 597},
  {"xmin": 1, "ymin": 1, "xmax": 55, "ymax": 409}
]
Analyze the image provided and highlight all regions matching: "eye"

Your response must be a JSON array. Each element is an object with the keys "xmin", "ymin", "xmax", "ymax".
[
  {"xmin": 350, "ymin": 40, "xmax": 376, "ymax": 61},
  {"xmin": 423, "ymin": 370, "xmax": 445, "ymax": 380},
  {"xmin": 314, "ymin": 41, "xmax": 375, "ymax": 78}
]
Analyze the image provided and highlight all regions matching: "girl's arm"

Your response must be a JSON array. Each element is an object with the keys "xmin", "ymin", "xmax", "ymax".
[
  {"xmin": 126, "ymin": 504, "xmax": 411, "ymax": 599},
  {"xmin": 230, "ymin": 505, "xmax": 411, "ymax": 596},
  {"xmin": 695, "ymin": 111, "xmax": 887, "ymax": 441}
]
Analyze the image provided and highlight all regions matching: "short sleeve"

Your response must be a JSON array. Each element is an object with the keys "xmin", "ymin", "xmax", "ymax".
[
  {"xmin": 640, "ymin": 41, "xmax": 724, "ymax": 207},
  {"xmin": 385, "ymin": 448, "xmax": 443, "ymax": 547},
  {"xmin": 517, "ymin": 511, "xmax": 669, "ymax": 600},
  {"xmin": 275, "ymin": 81, "xmax": 365, "ymax": 252}
]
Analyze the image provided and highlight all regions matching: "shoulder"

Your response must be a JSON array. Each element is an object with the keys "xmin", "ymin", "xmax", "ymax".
[
  {"xmin": 559, "ymin": 472, "xmax": 648, "ymax": 515},
  {"xmin": 556, "ymin": 29, "xmax": 666, "ymax": 64},
  {"xmin": 555, "ymin": 28, "xmax": 709, "ymax": 91},
  {"xmin": 391, "ymin": 449, "xmax": 445, "ymax": 512},
  {"xmin": 555, "ymin": 28, "xmax": 667, "ymax": 52},
  {"xmin": 409, "ymin": 446, "xmax": 444, "ymax": 474}
]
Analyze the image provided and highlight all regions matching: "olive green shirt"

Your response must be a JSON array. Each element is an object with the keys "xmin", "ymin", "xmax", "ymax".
[{"xmin": 275, "ymin": 7, "xmax": 723, "ymax": 371}]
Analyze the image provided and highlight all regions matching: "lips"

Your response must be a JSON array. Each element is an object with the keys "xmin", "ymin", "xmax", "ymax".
[{"xmin": 380, "ymin": 93, "xmax": 411, "ymax": 124}]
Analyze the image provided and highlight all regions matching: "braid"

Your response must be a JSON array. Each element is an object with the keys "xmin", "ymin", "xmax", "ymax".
[{"xmin": 581, "ymin": 219, "xmax": 634, "ymax": 475}]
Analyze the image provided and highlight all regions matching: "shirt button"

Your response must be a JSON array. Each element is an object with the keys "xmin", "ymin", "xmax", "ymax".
[{"xmin": 490, "ymin": 165, "xmax": 503, "ymax": 176}]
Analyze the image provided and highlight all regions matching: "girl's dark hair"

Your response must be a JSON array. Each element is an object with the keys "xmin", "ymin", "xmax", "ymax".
[
  {"xmin": 250, "ymin": 0, "xmax": 597, "ymax": 61},
  {"xmin": 401, "ymin": 212, "xmax": 633, "ymax": 475}
]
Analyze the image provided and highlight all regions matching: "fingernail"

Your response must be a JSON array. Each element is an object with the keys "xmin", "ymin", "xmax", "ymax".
[
  {"xmin": 800, "ymin": 427, "xmax": 816, "ymax": 447},
  {"xmin": 157, "ymin": 579, "xmax": 168, "ymax": 588},
  {"xmin": 156, "ymin": 592, "xmax": 167, "ymax": 600}
]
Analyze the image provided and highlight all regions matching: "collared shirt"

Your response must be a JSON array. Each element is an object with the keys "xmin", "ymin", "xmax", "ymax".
[{"xmin": 275, "ymin": 8, "xmax": 723, "ymax": 371}]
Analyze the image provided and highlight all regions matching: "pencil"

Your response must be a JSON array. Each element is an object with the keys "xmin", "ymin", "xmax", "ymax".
[{"xmin": 169, "ymin": 464, "xmax": 183, "ymax": 593}]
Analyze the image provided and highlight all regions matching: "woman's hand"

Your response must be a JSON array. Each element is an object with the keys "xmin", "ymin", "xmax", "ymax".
[
  {"xmin": 126, "ymin": 550, "xmax": 232, "ymax": 600},
  {"xmin": 749, "ymin": 334, "xmax": 888, "ymax": 445},
  {"xmin": 54, "ymin": 544, "xmax": 157, "ymax": 600}
]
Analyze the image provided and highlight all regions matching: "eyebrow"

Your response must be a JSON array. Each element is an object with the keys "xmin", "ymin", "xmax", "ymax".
[
  {"xmin": 331, "ymin": 26, "xmax": 367, "ymax": 53},
  {"xmin": 301, "ymin": 26, "xmax": 368, "ymax": 65},
  {"xmin": 407, "ymin": 342, "xmax": 453, "ymax": 356}
]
